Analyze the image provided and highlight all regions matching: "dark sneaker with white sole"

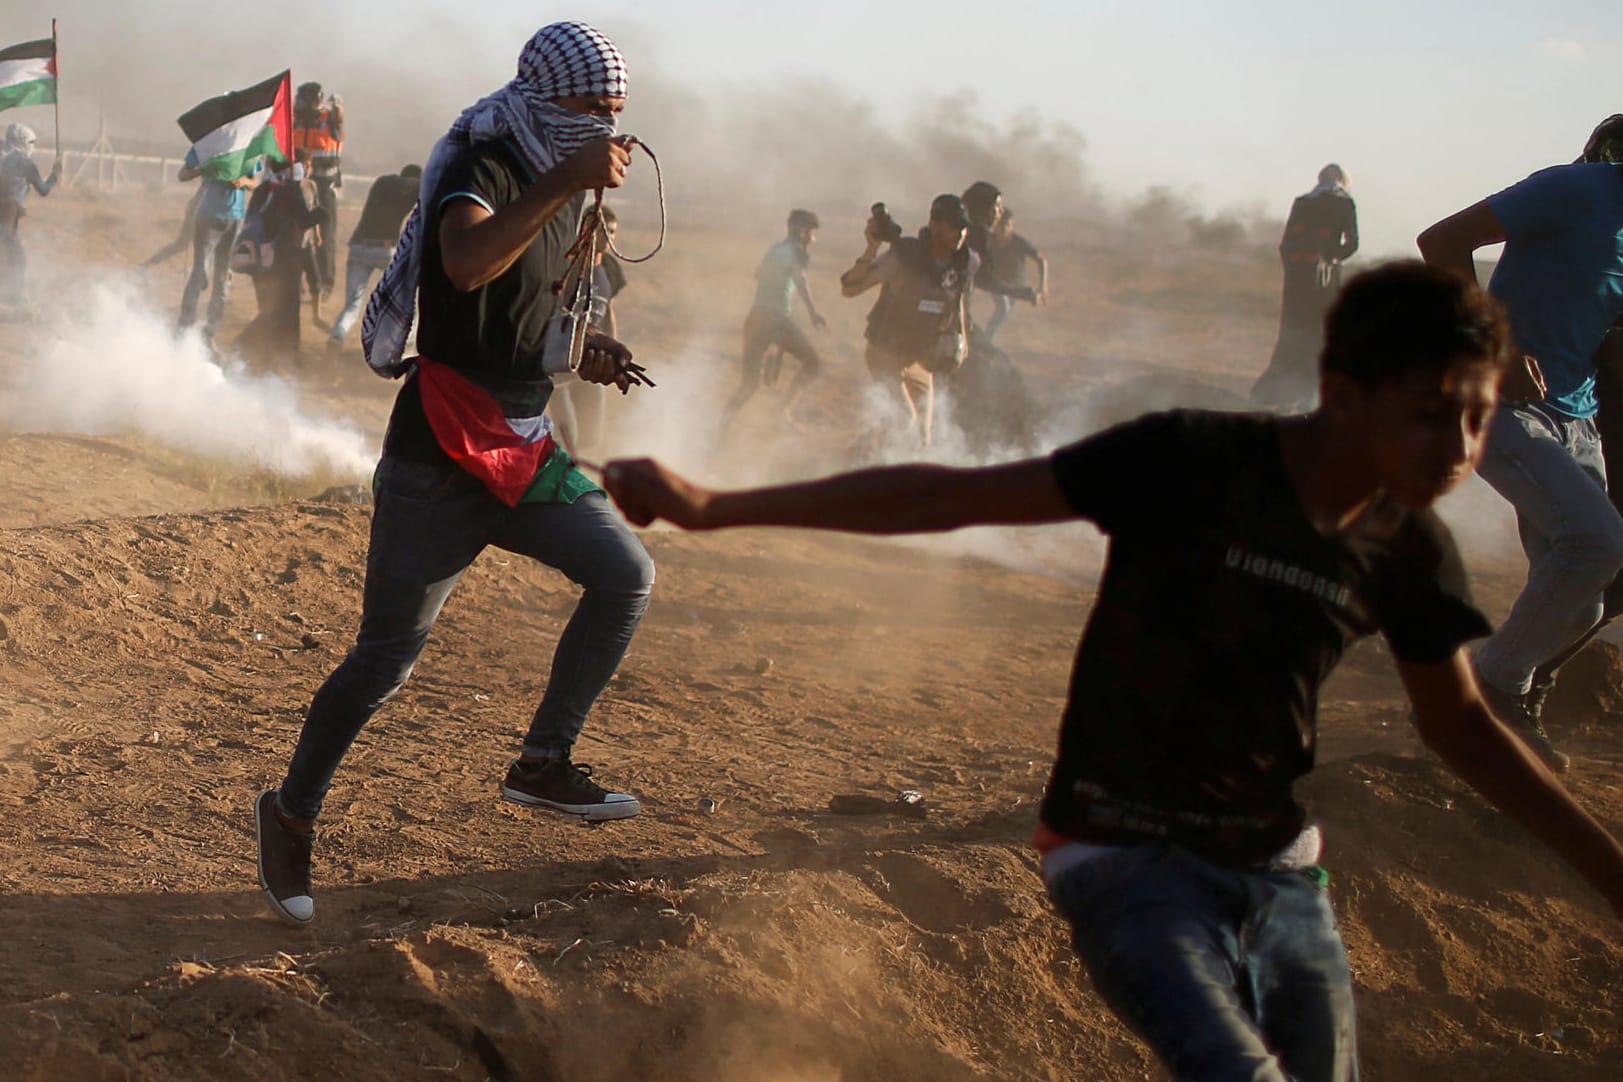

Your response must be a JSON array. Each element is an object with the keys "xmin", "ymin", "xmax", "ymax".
[
  {"xmin": 255, "ymin": 789, "xmax": 316, "ymax": 925},
  {"xmin": 500, "ymin": 757, "xmax": 642, "ymax": 821}
]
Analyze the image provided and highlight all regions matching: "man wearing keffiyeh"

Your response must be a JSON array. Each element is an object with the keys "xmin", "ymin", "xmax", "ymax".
[{"xmin": 256, "ymin": 21, "xmax": 654, "ymax": 927}]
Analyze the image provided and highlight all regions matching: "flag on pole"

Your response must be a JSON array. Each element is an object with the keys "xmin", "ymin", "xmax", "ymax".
[
  {"xmin": 0, "ymin": 38, "xmax": 56, "ymax": 113},
  {"xmin": 177, "ymin": 70, "xmax": 291, "ymax": 182}
]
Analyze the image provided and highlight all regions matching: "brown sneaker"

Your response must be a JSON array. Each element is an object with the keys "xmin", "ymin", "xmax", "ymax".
[
  {"xmin": 255, "ymin": 789, "xmax": 315, "ymax": 924},
  {"xmin": 500, "ymin": 757, "xmax": 642, "ymax": 822}
]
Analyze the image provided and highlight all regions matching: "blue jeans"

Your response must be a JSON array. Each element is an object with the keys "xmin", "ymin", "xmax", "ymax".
[
  {"xmin": 1049, "ymin": 847, "xmax": 1358, "ymax": 1082},
  {"xmin": 329, "ymin": 240, "xmax": 394, "ymax": 344},
  {"xmin": 1474, "ymin": 403, "xmax": 1623, "ymax": 695},
  {"xmin": 178, "ymin": 215, "xmax": 241, "ymax": 335},
  {"xmin": 277, "ymin": 455, "xmax": 655, "ymax": 821},
  {"xmin": 983, "ymin": 292, "xmax": 1015, "ymax": 342}
]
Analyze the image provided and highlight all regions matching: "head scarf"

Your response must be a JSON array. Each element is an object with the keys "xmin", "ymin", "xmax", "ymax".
[
  {"xmin": 1308, "ymin": 162, "xmax": 1350, "ymax": 198},
  {"xmin": 4, "ymin": 123, "xmax": 37, "ymax": 154},
  {"xmin": 361, "ymin": 21, "xmax": 627, "ymax": 377}
]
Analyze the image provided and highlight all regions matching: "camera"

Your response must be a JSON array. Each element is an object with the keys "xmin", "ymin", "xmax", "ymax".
[{"xmin": 869, "ymin": 202, "xmax": 903, "ymax": 244}]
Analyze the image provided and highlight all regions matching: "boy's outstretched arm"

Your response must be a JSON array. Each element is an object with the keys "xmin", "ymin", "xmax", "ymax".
[
  {"xmin": 1400, "ymin": 650, "xmax": 1623, "ymax": 919},
  {"xmin": 603, "ymin": 457, "xmax": 1076, "ymax": 534}
]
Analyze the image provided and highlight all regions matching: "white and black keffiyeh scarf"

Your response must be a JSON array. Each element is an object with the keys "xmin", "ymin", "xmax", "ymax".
[{"xmin": 360, "ymin": 21, "xmax": 627, "ymax": 377}]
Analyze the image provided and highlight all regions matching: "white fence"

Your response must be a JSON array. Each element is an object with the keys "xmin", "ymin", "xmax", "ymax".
[{"xmin": 58, "ymin": 146, "xmax": 379, "ymax": 190}]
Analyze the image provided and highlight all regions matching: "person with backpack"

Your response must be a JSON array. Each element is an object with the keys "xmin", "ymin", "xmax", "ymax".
[{"xmin": 255, "ymin": 21, "xmax": 654, "ymax": 927}]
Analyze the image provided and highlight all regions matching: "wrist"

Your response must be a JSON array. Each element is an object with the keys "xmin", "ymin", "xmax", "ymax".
[{"xmin": 691, "ymin": 489, "xmax": 724, "ymax": 530}]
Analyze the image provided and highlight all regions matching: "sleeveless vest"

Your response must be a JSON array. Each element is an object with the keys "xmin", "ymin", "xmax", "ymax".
[
  {"xmin": 292, "ymin": 109, "xmax": 342, "ymax": 181},
  {"xmin": 865, "ymin": 234, "xmax": 971, "ymax": 362}
]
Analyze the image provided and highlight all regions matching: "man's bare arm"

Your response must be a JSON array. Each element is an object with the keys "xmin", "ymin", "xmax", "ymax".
[
  {"xmin": 604, "ymin": 456, "xmax": 1076, "ymax": 534},
  {"xmin": 1416, "ymin": 200, "xmax": 1546, "ymax": 399},
  {"xmin": 438, "ymin": 137, "xmax": 629, "ymax": 292},
  {"xmin": 1416, "ymin": 200, "xmax": 1505, "ymax": 285},
  {"xmin": 1400, "ymin": 651, "xmax": 1623, "ymax": 918},
  {"xmin": 840, "ymin": 239, "xmax": 885, "ymax": 297},
  {"xmin": 794, "ymin": 270, "xmax": 826, "ymax": 328}
]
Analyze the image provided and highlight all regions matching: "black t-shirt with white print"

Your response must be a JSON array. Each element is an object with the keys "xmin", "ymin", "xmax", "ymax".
[{"xmin": 1040, "ymin": 410, "xmax": 1490, "ymax": 867}]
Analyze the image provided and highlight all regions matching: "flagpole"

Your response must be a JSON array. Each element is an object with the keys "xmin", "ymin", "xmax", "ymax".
[{"xmin": 50, "ymin": 19, "xmax": 60, "ymax": 160}]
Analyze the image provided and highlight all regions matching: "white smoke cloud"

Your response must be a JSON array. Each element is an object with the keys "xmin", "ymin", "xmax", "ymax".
[{"xmin": 0, "ymin": 278, "xmax": 374, "ymax": 478}]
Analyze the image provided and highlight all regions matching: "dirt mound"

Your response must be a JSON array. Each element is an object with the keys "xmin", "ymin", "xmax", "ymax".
[
  {"xmin": 1546, "ymin": 641, "xmax": 1623, "ymax": 739},
  {"xmin": 0, "ymin": 432, "xmax": 361, "ymax": 530},
  {"xmin": 0, "ymin": 500, "xmax": 1613, "ymax": 1081}
]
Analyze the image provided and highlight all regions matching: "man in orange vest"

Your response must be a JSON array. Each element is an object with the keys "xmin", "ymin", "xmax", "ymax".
[{"xmin": 291, "ymin": 81, "xmax": 344, "ymax": 311}]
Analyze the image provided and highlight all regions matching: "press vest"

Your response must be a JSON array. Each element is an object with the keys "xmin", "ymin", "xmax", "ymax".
[
  {"xmin": 292, "ymin": 109, "xmax": 342, "ymax": 181},
  {"xmin": 865, "ymin": 235, "xmax": 972, "ymax": 362}
]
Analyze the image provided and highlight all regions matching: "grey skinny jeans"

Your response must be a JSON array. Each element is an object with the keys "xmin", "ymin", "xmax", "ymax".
[
  {"xmin": 1474, "ymin": 402, "xmax": 1623, "ymax": 695},
  {"xmin": 277, "ymin": 454, "xmax": 655, "ymax": 821}
]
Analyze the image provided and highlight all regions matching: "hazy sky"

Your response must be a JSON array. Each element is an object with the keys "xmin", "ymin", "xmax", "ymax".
[{"xmin": 3, "ymin": 2, "xmax": 1619, "ymax": 254}]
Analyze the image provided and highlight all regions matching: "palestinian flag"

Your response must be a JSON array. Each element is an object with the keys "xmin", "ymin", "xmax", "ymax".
[
  {"xmin": 0, "ymin": 38, "xmax": 56, "ymax": 113},
  {"xmin": 416, "ymin": 358, "xmax": 560, "ymax": 507},
  {"xmin": 177, "ymin": 69, "xmax": 291, "ymax": 182}
]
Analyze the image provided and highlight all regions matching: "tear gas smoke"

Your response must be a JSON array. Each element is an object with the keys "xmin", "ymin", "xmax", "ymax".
[{"xmin": 0, "ymin": 279, "xmax": 374, "ymax": 479}]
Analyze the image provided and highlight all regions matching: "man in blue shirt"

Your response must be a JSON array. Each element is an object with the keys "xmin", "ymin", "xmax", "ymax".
[
  {"xmin": 718, "ymin": 208, "xmax": 828, "ymax": 434},
  {"xmin": 176, "ymin": 148, "xmax": 264, "ymax": 341},
  {"xmin": 1418, "ymin": 113, "xmax": 1623, "ymax": 771}
]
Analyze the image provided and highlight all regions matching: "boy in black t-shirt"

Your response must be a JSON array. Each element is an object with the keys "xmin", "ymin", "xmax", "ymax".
[{"xmin": 602, "ymin": 262, "xmax": 1623, "ymax": 1082}]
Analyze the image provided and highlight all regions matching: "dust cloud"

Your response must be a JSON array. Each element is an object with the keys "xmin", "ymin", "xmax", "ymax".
[{"xmin": 10, "ymin": 1, "xmax": 1456, "ymax": 584}]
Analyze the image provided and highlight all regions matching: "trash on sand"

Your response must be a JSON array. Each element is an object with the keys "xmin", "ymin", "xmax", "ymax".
[{"xmin": 827, "ymin": 791, "xmax": 929, "ymax": 819}]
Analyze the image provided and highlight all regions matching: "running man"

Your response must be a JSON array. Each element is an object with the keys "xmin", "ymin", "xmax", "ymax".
[
  {"xmin": 982, "ymin": 206, "xmax": 1048, "ymax": 342},
  {"xmin": 328, "ymin": 163, "xmax": 421, "ymax": 347},
  {"xmin": 256, "ymin": 21, "xmax": 654, "ymax": 927},
  {"xmin": 1418, "ymin": 113, "xmax": 1623, "ymax": 770},
  {"xmin": 719, "ymin": 208, "xmax": 828, "ymax": 432},
  {"xmin": 605, "ymin": 262, "xmax": 1623, "ymax": 1080},
  {"xmin": 840, "ymin": 194, "xmax": 978, "ymax": 448}
]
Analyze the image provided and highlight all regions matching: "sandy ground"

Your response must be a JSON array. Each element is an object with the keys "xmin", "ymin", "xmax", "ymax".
[{"xmin": 0, "ymin": 182, "xmax": 1615, "ymax": 1081}]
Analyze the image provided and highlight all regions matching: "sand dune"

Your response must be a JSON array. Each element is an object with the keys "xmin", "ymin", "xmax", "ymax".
[{"xmin": 0, "ymin": 186, "xmax": 1615, "ymax": 1080}]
